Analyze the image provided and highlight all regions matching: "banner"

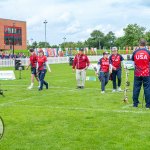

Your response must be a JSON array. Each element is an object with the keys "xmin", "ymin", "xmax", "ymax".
[
  {"xmin": 86, "ymin": 76, "xmax": 96, "ymax": 81},
  {"xmin": 0, "ymin": 70, "xmax": 16, "ymax": 80},
  {"xmin": 123, "ymin": 61, "xmax": 134, "ymax": 70}
]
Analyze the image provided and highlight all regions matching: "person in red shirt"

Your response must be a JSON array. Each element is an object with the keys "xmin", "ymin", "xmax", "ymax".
[
  {"xmin": 72, "ymin": 48, "xmax": 90, "ymax": 89},
  {"xmin": 132, "ymin": 39, "xmax": 150, "ymax": 108},
  {"xmin": 109, "ymin": 47, "xmax": 124, "ymax": 92},
  {"xmin": 37, "ymin": 49, "xmax": 51, "ymax": 91},
  {"xmin": 96, "ymin": 51, "xmax": 110, "ymax": 93},
  {"xmin": 26, "ymin": 48, "xmax": 39, "ymax": 89}
]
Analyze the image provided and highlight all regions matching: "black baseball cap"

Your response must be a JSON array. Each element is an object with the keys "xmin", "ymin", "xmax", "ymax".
[
  {"xmin": 79, "ymin": 48, "xmax": 84, "ymax": 51},
  {"xmin": 29, "ymin": 48, "xmax": 34, "ymax": 52}
]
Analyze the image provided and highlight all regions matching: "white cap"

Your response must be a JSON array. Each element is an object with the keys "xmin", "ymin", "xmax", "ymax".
[
  {"xmin": 112, "ymin": 47, "xmax": 118, "ymax": 51},
  {"xmin": 103, "ymin": 51, "xmax": 109, "ymax": 55}
]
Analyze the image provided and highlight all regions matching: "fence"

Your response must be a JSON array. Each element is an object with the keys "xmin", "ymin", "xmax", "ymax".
[{"xmin": 0, "ymin": 55, "xmax": 130, "ymax": 67}]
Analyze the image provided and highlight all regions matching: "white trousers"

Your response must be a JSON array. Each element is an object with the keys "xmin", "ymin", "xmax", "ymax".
[{"xmin": 76, "ymin": 69, "xmax": 86, "ymax": 87}]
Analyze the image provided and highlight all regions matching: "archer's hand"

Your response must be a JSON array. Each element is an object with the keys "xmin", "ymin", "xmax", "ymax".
[
  {"xmin": 95, "ymin": 72, "xmax": 98, "ymax": 76},
  {"xmin": 85, "ymin": 66, "xmax": 89, "ymax": 70},
  {"xmin": 109, "ymin": 70, "xmax": 112, "ymax": 74},
  {"xmin": 112, "ymin": 67, "xmax": 116, "ymax": 70}
]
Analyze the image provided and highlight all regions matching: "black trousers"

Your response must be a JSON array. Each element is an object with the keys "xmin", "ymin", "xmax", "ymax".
[
  {"xmin": 133, "ymin": 76, "xmax": 150, "ymax": 108},
  {"xmin": 38, "ymin": 69, "xmax": 48, "ymax": 90},
  {"xmin": 99, "ymin": 72, "xmax": 109, "ymax": 91},
  {"xmin": 112, "ymin": 69, "xmax": 122, "ymax": 89}
]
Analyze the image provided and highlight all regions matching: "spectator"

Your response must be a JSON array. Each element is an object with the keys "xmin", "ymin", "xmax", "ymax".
[
  {"xmin": 72, "ymin": 48, "xmax": 90, "ymax": 89},
  {"xmin": 109, "ymin": 47, "xmax": 124, "ymax": 92},
  {"xmin": 96, "ymin": 51, "xmax": 110, "ymax": 94}
]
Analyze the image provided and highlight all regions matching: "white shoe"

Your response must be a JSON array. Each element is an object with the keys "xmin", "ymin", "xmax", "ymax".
[
  {"xmin": 118, "ymin": 87, "xmax": 123, "ymax": 92},
  {"xmin": 101, "ymin": 91, "xmax": 105, "ymax": 94},
  {"xmin": 27, "ymin": 85, "xmax": 33, "ymax": 90},
  {"xmin": 112, "ymin": 89, "xmax": 117, "ymax": 92},
  {"xmin": 38, "ymin": 82, "xmax": 41, "ymax": 88}
]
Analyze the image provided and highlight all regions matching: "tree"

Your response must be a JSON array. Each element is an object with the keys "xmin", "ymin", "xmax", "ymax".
[
  {"xmin": 51, "ymin": 45, "xmax": 59, "ymax": 48},
  {"xmin": 114, "ymin": 36, "xmax": 126, "ymax": 49},
  {"xmin": 38, "ymin": 42, "xmax": 50, "ymax": 48},
  {"xmin": 145, "ymin": 31, "xmax": 150, "ymax": 45},
  {"xmin": 86, "ymin": 37, "xmax": 97, "ymax": 48},
  {"xmin": 104, "ymin": 31, "xmax": 116, "ymax": 49},
  {"xmin": 123, "ymin": 24, "xmax": 146, "ymax": 47},
  {"xmin": 86, "ymin": 30, "xmax": 104, "ymax": 49},
  {"xmin": 75, "ymin": 41, "xmax": 85, "ymax": 49},
  {"xmin": 26, "ymin": 24, "xmax": 150, "ymax": 51},
  {"xmin": 32, "ymin": 41, "xmax": 38, "ymax": 48}
]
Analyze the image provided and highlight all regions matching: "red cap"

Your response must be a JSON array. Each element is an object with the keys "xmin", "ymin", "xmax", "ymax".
[{"xmin": 38, "ymin": 49, "xmax": 44, "ymax": 53}]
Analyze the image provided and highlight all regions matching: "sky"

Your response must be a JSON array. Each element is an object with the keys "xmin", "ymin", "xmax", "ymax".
[{"xmin": 1, "ymin": 0, "xmax": 150, "ymax": 45}]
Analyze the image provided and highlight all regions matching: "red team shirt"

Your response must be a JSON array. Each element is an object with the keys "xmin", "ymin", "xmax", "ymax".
[
  {"xmin": 98, "ymin": 58, "xmax": 109, "ymax": 72},
  {"xmin": 109, "ymin": 54, "xmax": 124, "ymax": 69},
  {"xmin": 37, "ymin": 55, "xmax": 47, "ymax": 70},
  {"xmin": 132, "ymin": 48, "xmax": 150, "ymax": 77},
  {"xmin": 73, "ymin": 54, "xmax": 90, "ymax": 69},
  {"xmin": 30, "ymin": 53, "xmax": 37, "ymax": 68}
]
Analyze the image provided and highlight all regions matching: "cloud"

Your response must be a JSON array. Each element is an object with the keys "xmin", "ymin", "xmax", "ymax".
[
  {"xmin": 86, "ymin": 24, "xmax": 113, "ymax": 34},
  {"xmin": 1, "ymin": 0, "xmax": 150, "ymax": 44},
  {"xmin": 58, "ymin": 12, "xmax": 74, "ymax": 23},
  {"xmin": 115, "ymin": 29, "xmax": 124, "ymax": 37},
  {"xmin": 64, "ymin": 21, "xmax": 81, "ymax": 35},
  {"xmin": 138, "ymin": 0, "xmax": 150, "ymax": 7}
]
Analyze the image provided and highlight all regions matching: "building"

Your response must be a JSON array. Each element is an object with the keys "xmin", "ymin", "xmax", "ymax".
[{"xmin": 0, "ymin": 18, "xmax": 27, "ymax": 50}]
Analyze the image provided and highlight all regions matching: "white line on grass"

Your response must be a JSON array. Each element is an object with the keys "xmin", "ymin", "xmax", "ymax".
[
  {"xmin": 2, "ymin": 104, "xmax": 150, "ymax": 114},
  {"xmin": 0, "ymin": 88, "xmax": 78, "ymax": 107},
  {"xmin": 121, "ymin": 104, "xmax": 133, "ymax": 109},
  {"xmin": 2, "ymin": 84, "xmax": 133, "ymax": 92},
  {"xmin": 0, "ymin": 85, "xmax": 133, "ymax": 111},
  {"xmin": 0, "ymin": 87, "xmax": 146, "ymax": 114},
  {"xmin": 0, "ymin": 97, "xmax": 33, "ymax": 107}
]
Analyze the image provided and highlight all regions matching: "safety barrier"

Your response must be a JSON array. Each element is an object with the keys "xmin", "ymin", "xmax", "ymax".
[{"xmin": 0, "ymin": 55, "xmax": 130, "ymax": 67}]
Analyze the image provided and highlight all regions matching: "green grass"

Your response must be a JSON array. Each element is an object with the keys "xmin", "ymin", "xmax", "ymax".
[{"xmin": 0, "ymin": 64, "xmax": 150, "ymax": 150}]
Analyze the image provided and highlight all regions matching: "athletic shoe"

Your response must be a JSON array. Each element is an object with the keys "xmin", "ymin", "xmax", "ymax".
[
  {"xmin": 112, "ymin": 89, "xmax": 117, "ymax": 92},
  {"xmin": 80, "ymin": 86, "xmax": 84, "ymax": 89},
  {"xmin": 118, "ymin": 87, "xmax": 123, "ymax": 92},
  {"xmin": 27, "ymin": 85, "xmax": 33, "ymax": 90},
  {"xmin": 101, "ymin": 91, "xmax": 105, "ymax": 94},
  {"xmin": 133, "ymin": 105, "xmax": 138, "ymax": 108},
  {"xmin": 38, "ymin": 82, "xmax": 40, "ymax": 88},
  {"xmin": 76, "ymin": 86, "xmax": 80, "ymax": 89},
  {"xmin": 46, "ymin": 83, "xmax": 49, "ymax": 89},
  {"xmin": 146, "ymin": 107, "xmax": 150, "ymax": 110}
]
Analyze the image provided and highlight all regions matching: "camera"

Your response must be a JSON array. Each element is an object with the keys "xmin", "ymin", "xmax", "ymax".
[{"xmin": 15, "ymin": 59, "xmax": 24, "ymax": 70}]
